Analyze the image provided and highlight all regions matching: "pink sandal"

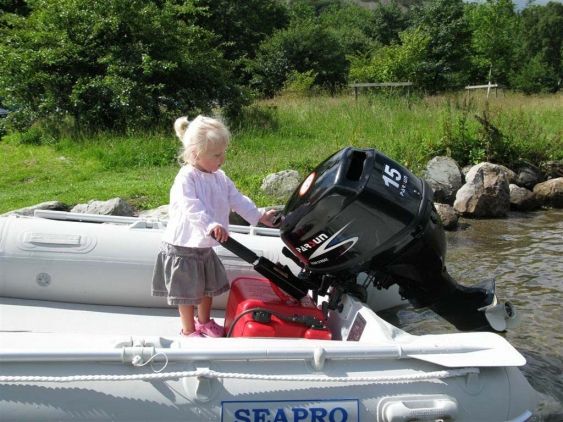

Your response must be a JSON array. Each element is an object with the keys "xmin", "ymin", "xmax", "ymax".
[
  {"xmin": 195, "ymin": 319, "xmax": 224, "ymax": 337},
  {"xmin": 180, "ymin": 329, "xmax": 204, "ymax": 338}
]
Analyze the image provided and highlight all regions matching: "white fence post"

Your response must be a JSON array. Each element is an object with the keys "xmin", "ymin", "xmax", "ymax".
[{"xmin": 465, "ymin": 82, "xmax": 499, "ymax": 98}]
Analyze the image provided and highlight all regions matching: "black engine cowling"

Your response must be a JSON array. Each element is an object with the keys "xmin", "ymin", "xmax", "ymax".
[{"xmin": 279, "ymin": 147, "xmax": 503, "ymax": 331}]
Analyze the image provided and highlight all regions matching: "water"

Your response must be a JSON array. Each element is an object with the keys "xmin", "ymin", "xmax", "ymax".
[{"xmin": 380, "ymin": 208, "xmax": 563, "ymax": 421}]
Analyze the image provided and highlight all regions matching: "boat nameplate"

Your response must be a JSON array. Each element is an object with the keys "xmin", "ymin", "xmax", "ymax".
[{"xmin": 221, "ymin": 399, "xmax": 359, "ymax": 422}]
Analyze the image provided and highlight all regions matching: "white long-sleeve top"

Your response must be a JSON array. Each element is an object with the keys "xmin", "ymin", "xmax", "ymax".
[{"xmin": 162, "ymin": 165, "xmax": 263, "ymax": 248}]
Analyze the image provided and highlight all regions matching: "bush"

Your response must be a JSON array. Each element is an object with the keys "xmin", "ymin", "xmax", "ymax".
[
  {"xmin": 249, "ymin": 21, "xmax": 348, "ymax": 97},
  {"xmin": 282, "ymin": 70, "xmax": 318, "ymax": 96},
  {"xmin": 0, "ymin": 118, "xmax": 6, "ymax": 141},
  {"xmin": 349, "ymin": 27, "xmax": 430, "ymax": 85},
  {"xmin": 229, "ymin": 104, "xmax": 279, "ymax": 133},
  {"xmin": 510, "ymin": 55, "xmax": 559, "ymax": 94},
  {"xmin": 436, "ymin": 98, "xmax": 558, "ymax": 168},
  {"xmin": 437, "ymin": 98, "xmax": 479, "ymax": 165},
  {"xmin": 17, "ymin": 127, "xmax": 43, "ymax": 145},
  {"xmin": 0, "ymin": 0, "xmax": 242, "ymax": 134}
]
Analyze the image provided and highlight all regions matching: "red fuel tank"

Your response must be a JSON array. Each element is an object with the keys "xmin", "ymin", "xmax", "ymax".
[{"xmin": 225, "ymin": 276, "xmax": 332, "ymax": 340}]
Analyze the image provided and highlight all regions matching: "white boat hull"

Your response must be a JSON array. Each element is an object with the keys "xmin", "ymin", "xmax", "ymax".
[
  {"xmin": 0, "ymin": 212, "xmax": 539, "ymax": 420},
  {"xmin": 0, "ymin": 295, "xmax": 537, "ymax": 421},
  {"xmin": 0, "ymin": 212, "xmax": 402, "ymax": 311}
]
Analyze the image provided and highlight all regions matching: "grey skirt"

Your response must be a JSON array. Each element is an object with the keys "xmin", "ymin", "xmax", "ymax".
[{"xmin": 151, "ymin": 242, "xmax": 230, "ymax": 306}]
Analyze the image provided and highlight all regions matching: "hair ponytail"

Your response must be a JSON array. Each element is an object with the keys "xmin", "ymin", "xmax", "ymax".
[{"xmin": 174, "ymin": 116, "xmax": 190, "ymax": 141}]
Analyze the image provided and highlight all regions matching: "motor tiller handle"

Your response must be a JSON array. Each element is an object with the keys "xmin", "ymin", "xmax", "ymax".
[
  {"xmin": 213, "ymin": 233, "xmax": 308, "ymax": 300},
  {"xmin": 216, "ymin": 235, "xmax": 260, "ymax": 264}
]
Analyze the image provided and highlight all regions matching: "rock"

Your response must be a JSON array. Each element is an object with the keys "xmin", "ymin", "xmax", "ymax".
[
  {"xmin": 454, "ymin": 162, "xmax": 510, "ymax": 218},
  {"xmin": 70, "ymin": 197, "xmax": 136, "ymax": 216},
  {"xmin": 139, "ymin": 204, "xmax": 284, "ymax": 226},
  {"xmin": 434, "ymin": 203, "xmax": 458, "ymax": 230},
  {"xmin": 424, "ymin": 156, "xmax": 463, "ymax": 205},
  {"xmin": 138, "ymin": 205, "xmax": 169, "ymax": 220},
  {"xmin": 515, "ymin": 162, "xmax": 543, "ymax": 190},
  {"xmin": 1, "ymin": 200, "xmax": 69, "ymax": 216},
  {"xmin": 496, "ymin": 164, "xmax": 517, "ymax": 184},
  {"xmin": 533, "ymin": 178, "xmax": 563, "ymax": 208},
  {"xmin": 465, "ymin": 162, "xmax": 512, "ymax": 185},
  {"xmin": 509, "ymin": 184, "xmax": 540, "ymax": 211},
  {"xmin": 461, "ymin": 165, "xmax": 473, "ymax": 178},
  {"xmin": 260, "ymin": 170, "xmax": 301, "ymax": 201},
  {"xmin": 540, "ymin": 160, "xmax": 563, "ymax": 180}
]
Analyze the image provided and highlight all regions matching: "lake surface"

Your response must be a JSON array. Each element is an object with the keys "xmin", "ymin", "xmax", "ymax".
[{"xmin": 380, "ymin": 208, "xmax": 563, "ymax": 421}]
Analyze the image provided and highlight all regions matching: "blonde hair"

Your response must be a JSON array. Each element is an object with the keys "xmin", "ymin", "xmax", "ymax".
[{"xmin": 174, "ymin": 115, "xmax": 230, "ymax": 165}]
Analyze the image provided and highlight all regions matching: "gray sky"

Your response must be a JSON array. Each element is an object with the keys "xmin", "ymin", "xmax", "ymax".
[
  {"xmin": 514, "ymin": 0, "xmax": 561, "ymax": 8},
  {"xmin": 466, "ymin": 0, "xmax": 561, "ymax": 8}
]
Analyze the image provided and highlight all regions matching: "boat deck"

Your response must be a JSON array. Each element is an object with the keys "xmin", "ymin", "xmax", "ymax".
[{"xmin": 0, "ymin": 296, "xmax": 223, "ymax": 338}]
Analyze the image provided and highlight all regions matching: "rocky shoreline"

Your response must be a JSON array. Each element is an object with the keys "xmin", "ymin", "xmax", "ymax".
[
  {"xmin": 4, "ymin": 157, "xmax": 562, "ymax": 231},
  {"xmin": 423, "ymin": 157, "xmax": 562, "ymax": 229}
]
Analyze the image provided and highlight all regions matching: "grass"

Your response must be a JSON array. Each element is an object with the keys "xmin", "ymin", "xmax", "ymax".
[
  {"xmin": 0, "ymin": 136, "xmax": 179, "ymax": 212},
  {"xmin": 1, "ymin": 91, "xmax": 561, "ymax": 215}
]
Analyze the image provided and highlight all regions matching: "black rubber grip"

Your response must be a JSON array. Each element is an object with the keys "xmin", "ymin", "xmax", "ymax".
[{"xmin": 214, "ymin": 234, "xmax": 259, "ymax": 264}]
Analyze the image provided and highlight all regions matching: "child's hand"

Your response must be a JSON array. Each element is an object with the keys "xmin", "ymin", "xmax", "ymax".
[
  {"xmin": 211, "ymin": 225, "xmax": 229, "ymax": 243},
  {"xmin": 259, "ymin": 209, "xmax": 282, "ymax": 227}
]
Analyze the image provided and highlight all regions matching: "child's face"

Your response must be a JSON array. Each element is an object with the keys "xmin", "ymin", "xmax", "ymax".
[{"xmin": 195, "ymin": 144, "xmax": 227, "ymax": 173}]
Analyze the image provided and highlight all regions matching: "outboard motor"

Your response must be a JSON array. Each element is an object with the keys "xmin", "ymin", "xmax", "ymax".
[
  {"xmin": 278, "ymin": 147, "xmax": 516, "ymax": 332},
  {"xmin": 218, "ymin": 147, "xmax": 517, "ymax": 332}
]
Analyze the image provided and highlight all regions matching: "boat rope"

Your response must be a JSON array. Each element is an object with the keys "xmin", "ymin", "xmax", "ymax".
[
  {"xmin": 130, "ymin": 351, "xmax": 169, "ymax": 373},
  {"xmin": 0, "ymin": 367, "xmax": 479, "ymax": 384}
]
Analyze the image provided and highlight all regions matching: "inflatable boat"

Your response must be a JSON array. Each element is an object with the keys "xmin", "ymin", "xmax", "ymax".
[{"xmin": 0, "ymin": 148, "xmax": 537, "ymax": 421}]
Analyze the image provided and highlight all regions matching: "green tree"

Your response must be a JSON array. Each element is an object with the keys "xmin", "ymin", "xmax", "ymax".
[
  {"xmin": 287, "ymin": 0, "xmax": 342, "ymax": 18},
  {"xmin": 511, "ymin": 53, "xmax": 559, "ymax": 94},
  {"xmin": 0, "ymin": 0, "xmax": 241, "ymax": 134},
  {"xmin": 467, "ymin": 0, "xmax": 519, "ymax": 86},
  {"xmin": 512, "ymin": 1, "xmax": 562, "ymax": 92},
  {"xmin": 0, "ymin": 0, "xmax": 30, "ymax": 35},
  {"xmin": 318, "ymin": 1, "xmax": 379, "ymax": 55},
  {"xmin": 191, "ymin": 0, "xmax": 288, "ymax": 84},
  {"xmin": 372, "ymin": 0, "xmax": 411, "ymax": 46},
  {"xmin": 410, "ymin": 0, "xmax": 472, "ymax": 92},
  {"xmin": 0, "ymin": 0, "xmax": 30, "ymax": 16},
  {"xmin": 520, "ymin": 2, "xmax": 563, "ymax": 73}
]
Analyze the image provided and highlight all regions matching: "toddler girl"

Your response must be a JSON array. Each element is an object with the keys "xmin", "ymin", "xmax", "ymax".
[{"xmin": 152, "ymin": 115, "xmax": 277, "ymax": 337}]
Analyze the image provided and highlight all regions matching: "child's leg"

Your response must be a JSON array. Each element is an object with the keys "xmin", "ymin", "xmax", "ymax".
[
  {"xmin": 196, "ymin": 296, "xmax": 224, "ymax": 337},
  {"xmin": 178, "ymin": 304, "xmax": 196, "ymax": 334},
  {"xmin": 197, "ymin": 296, "xmax": 212, "ymax": 324}
]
